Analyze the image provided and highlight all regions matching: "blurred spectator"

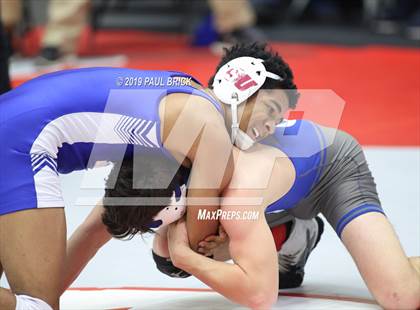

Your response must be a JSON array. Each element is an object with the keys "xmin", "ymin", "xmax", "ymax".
[
  {"xmin": 1, "ymin": 0, "xmax": 22, "ymax": 30},
  {"xmin": 1, "ymin": 0, "xmax": 22, "ymax": 55},
  {"xmin": 304, "ymin": 0, "xmax": 363, "ymax": 24},
  {"xmin": 38, "ymin": 0, "xmax": 89, "ymax": 63},
  {"xmin": 210, "ymin": 0, "xmax": 255, "ymax": 33},
  {"xmin": 263, "ymin": 0, "xmax": 364, "ymax": 24},
  {"xmin": 0, "ymin": 21, "xmax": 11, "ymax": 94},
  {"xmin": 373, "ymin": 0, "xmax": 420, "ymax": 40},
  {"xmin": 193, "ymin": 0, "xmax": 266, "ymax": 50},
  {"xmin": 0, "ymin": 0, "xmax": 89, "ymax": 62}
]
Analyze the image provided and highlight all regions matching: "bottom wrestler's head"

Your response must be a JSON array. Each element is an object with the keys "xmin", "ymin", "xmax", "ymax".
[{"xmin": 102, "ymin": 152, "xmax": 189, "ymax": 239}]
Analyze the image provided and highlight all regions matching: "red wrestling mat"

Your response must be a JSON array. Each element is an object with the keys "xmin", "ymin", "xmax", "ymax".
[{"xmin": 11, "ymin": 29, "xmax": 420, "ymax": 146}]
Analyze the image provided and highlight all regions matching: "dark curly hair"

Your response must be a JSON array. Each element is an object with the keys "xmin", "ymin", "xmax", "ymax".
[
  {"xmin": 102, "ymin": 152, "xmax": 189, "ymax": 239},
  {"xmin": 209, "ymin": 43, "xmax": 299, "ymax": 108}
]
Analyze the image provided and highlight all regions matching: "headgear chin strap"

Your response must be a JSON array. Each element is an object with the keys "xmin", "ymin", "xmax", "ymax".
[
  {"xmin": 212, "ymin": 57, "xmax": 282, "ymax": 150},
  {"xmin": 230, "ymin": 102, "xmax": 255, "ymax": 150},
  {"xmin": 148, "ymin": 185, "xmax": 187, "ymax": 230}
]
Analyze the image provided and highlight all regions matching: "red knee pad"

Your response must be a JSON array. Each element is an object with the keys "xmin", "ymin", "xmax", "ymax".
[{"xmin": 270, "ymin": 224, "xmax": 287, "ymax": 251}]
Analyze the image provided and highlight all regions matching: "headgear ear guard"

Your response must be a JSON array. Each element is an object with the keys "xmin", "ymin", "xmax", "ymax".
[
  {"xmin": 148, "ymin": 185, "xmax": 187, "ymax": 229},
  {"xmin": 212, "ymin": 57, "xmax": 283, "ymax": 150}
]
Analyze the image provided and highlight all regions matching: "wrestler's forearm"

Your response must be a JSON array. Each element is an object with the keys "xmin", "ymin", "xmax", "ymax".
[
  {"xmin": 185, "ymin": 127, "xmax": 234, "ymax": 251},
  {"xmin": 174, "ymin": 251, "xmax": 271, "ymax": 309},
  {"xmin": 409, "ymin": 257, "xmax": 420, "ymax": 274},
  {"xmin": 62, "ymin": 224, "xmax": 111, "ymax": 294},
  {"xmin": 61, "ymin": 204, "xmax": 111, "ymax": 295},
  {"xmin": 186, "ymin": 190, "xmax": 219, "ymax": 252}
]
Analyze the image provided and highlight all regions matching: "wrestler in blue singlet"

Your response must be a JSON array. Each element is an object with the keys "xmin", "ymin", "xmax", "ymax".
[
  {"xmin": 262, "ymin": 119, "xmax": 383, "ymax": 236},
  {"xmin": 0, "ymin": 67, "xmax": 221, "ymax": 215}
]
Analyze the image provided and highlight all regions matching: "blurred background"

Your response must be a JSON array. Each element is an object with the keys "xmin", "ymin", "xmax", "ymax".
[
  {"xmin": 0, "ymin": 0, "xmax": 419, "ymax": 146},
  {"xmin": 0, "ymin": 2, "xmax": 419, "ymax": 307}
]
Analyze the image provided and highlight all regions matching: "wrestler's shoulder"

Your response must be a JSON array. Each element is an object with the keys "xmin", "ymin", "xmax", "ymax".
[{"xmin": 162, "ymin": 91, "xmax": 223, "ymax": 120}]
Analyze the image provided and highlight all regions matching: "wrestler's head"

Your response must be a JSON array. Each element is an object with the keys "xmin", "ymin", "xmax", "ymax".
[
  {"xmin": 209, "ymin": 43, "xmax": 299, "ymax": 149},
  {"xmin": 102, "ymin": 153, "xmax": 189, "ymax": 239}
]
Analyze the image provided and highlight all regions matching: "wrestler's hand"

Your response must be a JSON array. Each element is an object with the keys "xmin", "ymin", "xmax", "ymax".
[
  {"xmin": 167, "ymin": 218, "xmax": 192, "ymax": 261},
  {"xmin": 198, "ymin": 224, "xmax": 229, "ymax": 257}
]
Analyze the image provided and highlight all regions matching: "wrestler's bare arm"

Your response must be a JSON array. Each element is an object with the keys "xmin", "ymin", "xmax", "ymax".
[
  {"xmin": 61, "ymin": 203, "xmax": 111, "ymax": 295},
  {"xmin": 167, "ymin": 211, "xmax": 278, "ymax": 309},
  {"xmin": 199, "ymin": 145, "xmax": 295, "ymax": 259},
  {"xmin": 165, "ymin": 145, "xmax": 294, "ymax": 308},
  {"xmin": 153, "ymin": 143, "xmax": 293, "ymax": 262},
  {"xmin": 161, "ymin": 93, "xmax": 234, "ymax": 251}
]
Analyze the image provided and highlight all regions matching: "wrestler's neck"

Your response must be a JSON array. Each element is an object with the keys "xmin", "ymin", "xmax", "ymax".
[{"xmin": 203, "ymin": 87, "xmax": 245, "ymax": 132}]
